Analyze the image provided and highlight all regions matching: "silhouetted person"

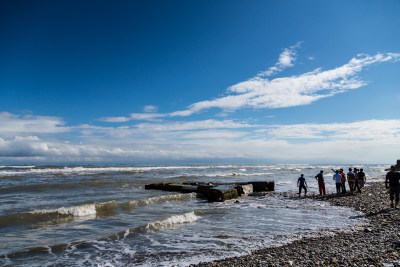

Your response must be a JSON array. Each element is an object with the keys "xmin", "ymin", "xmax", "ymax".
[
  {"xmin": 347, "ymin": 168, "xmax": 355, "ymax": 194},
  {"xmin": 315, "ymin": 170, "xmax": 326, "ymax": 195},
  {"xmin": 354, "ymin": 168, "xmax": 361, "ymax": 193},
  {"xmin": 340, "ymin": 168, "xmax": 346, "ymax": 193},
  {"xmin": 385, "ymin": 166, "xmax": 400, "ymax": 209},
  {"xmin": 358, "ymin": 168, "xmax": 366, "ymax": 191},
  {"xmin": 297, "ymin": 174, "xmax": 308, "ymax": 197}
]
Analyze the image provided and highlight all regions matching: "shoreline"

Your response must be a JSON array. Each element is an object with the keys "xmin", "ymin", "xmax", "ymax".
[{"xmin": 193, "ymin": 181, "xmax": 400, "ymax": 266}]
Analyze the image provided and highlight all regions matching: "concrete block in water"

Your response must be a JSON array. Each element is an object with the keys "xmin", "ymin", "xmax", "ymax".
[
  {"xmin": 249, "ymin": 181, "xmax": 274, "ymax": 192},
  {"xmin": 144, "ymin": 183, "xmax": 166, "ymax": 190},
  {"xmin": 144, "ymin": 183, "xmax": 186, "ymax": 192},
  {"xmin": 236, "ymin": 184, "xmax": 253, "ymax": 196},
  {"xmin": 197, "ymin": 184, "xmax": 214, "ymax": 195},
  {"xmin": 181, "ymin": 185, "xmax": 198, "ymax": 193},
  {"xmin": 208, "ymin": 185, "xmax": 238, "ymax": 202},
  {"xmin": 164, "ymin": 184, "xmax": 185, "ymax": 191}
]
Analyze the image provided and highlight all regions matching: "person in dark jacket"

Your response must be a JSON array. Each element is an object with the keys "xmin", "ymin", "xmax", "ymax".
[
  {"xmin": 385, "ymin": 166, "xmax": 400, "ymax": 209},
  {"xmin": 358, "ymin": 168, "xmax": 366, "ymax": 191},
  {"xmin": 315, "ymin": 170, "xmax": 326, "ymax": 195},
  {"xmin": 297, "ymin": 174, "xmax": 308, "ymax": 197}
]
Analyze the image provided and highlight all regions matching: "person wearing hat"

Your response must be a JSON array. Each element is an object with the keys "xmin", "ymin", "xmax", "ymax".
[{"xmin": 385, "ymin": 165, "xmax": 400, "ymax": 209}]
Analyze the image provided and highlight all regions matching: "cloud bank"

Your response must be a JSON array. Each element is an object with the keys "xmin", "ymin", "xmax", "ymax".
[{"xmin": 1, "ymin": 111, "xmax": 400, "ymax": 163}]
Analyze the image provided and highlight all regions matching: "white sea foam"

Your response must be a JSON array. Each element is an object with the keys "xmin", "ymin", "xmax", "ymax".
[
  {"xmin": 146, "ymin": 211, "xmax": 201, "ymax": 231},
  {"xmin": 29, "ymin": 194, "xmax": 196, "ymax": 219},
  {"xmin": 126, "ymin": 193, "xmax": 196, "ymax": 207},
  {"xmin": 0, "ymin": 165, "xmax": 227, "ymax": 176},
  {"xmin": 32, "ymin": 203, "xmax": 97, "ymax": 217},
  {"xmin": 0, "ymin": 165, "xmax": 35, "ymax": 169}
]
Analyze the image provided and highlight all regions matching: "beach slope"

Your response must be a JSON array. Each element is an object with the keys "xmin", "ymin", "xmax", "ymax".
[{"xmin": 194, "ymin": 182, "xmax": 400, "ymax": 266}]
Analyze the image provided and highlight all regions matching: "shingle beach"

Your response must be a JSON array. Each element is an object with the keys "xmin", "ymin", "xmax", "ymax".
[{"xmin": 194, "ymin": 181, "xmax": 400, "ymax": 267}]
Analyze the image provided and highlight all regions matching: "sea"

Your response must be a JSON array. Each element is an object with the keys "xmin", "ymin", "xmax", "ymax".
[{"xmin": 0, "ymin": 163, "xmax": 388, "ymax": 266}]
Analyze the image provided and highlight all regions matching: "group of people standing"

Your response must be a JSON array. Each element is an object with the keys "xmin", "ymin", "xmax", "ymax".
[
  {"xmin": 296, "ymin": 165, "xmax": 400, "ymax": 210},
  {"xmin": 297, "ymin": 168, "xmax": 366, "ymax": 196}
]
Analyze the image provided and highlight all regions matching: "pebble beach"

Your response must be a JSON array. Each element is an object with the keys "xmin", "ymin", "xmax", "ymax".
[{"xmin": 195, "ymin": 181, "xmax": 400, "ymax": 267}]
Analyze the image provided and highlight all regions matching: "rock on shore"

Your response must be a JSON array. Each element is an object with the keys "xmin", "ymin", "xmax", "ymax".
[{"xmin": 193, "ymin": 182, "xmax": 400, "ymax": 267}]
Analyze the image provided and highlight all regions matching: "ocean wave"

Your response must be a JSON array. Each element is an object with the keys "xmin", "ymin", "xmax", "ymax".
[
  {"xmin": 145, "ymin": 211, "xmax": 201, "ymax": 231},
  {"xmin": 0, "ymin": 193, "xmax": 196, "ymax": 228},
  {"xmin": 0, "ymin": 180, "xmax": 115, "ymax": 194},
  {"xmin": 170, "ymin": 172, "xmax": 274, "ymax": 179},
  {"xmin": 108, "ymin": 210, "xmax": 202, "ymax": 241},
  {"xmin": 0, "ymin": 165, "xmax": 261, "ymax": 176},
  {"xmin": 0, "ymin": 165, "xmax": 35, "ymax": 169},
  {"xmin": 121, "ymin": 193, "xmax": 196, "ymax": 209},
  {"xmin": 32, "ymin": 203, "xmax": 98, "ymax": 217},
  {"xmin": 1, "ymin": 211, "xmax": 202, "ymax": 260}
]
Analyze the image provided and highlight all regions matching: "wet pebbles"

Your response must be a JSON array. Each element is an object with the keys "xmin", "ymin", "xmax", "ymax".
[{"xmin": 194, "ymin": 182, "xmax": 400, "ymax": 266}]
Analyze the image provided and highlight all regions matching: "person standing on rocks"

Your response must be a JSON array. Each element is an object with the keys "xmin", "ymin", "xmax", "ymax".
[
  {"xmin": 347, "ymin": 168, "xmax": 355, "ymax": 194},
  {"xmin": 358, "ymin": 168, "xmax": 366, "ymax": 191},
  {"xmin": 354, "ymin": 168, "xmax": 361, "ymax": 193},
  {"xmin": 333, "ymin": 170, "xmax": 342, "ymax": 195},
  {"xmin": 297, "ymin": 174, "xmax": 308, "ymax": 197},
  {"xmin": 385, "ymin": 165, "xmax": 400, "ymax": 209},
  {"xmin": 314, "ymin": 170, "xmax": 326, "ymax": 195},
  {"xmin": 340, "ymin": 168, "xmax": 346, "ymax": 193}
]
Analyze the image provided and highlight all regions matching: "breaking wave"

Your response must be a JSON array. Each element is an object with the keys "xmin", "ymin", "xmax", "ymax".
[
  {"xmin": 1, "ymin": 211, "xmax": 202, "ymax": 259},
  {"xmin": 0, "ymin": 193, "xmax": 196, "ymax": 228}
]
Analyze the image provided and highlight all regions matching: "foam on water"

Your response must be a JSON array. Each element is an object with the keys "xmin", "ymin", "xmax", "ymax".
[
  {"xmin": 124, "ymin": 193, "xmax": 197, "ymax": 208},
  {"xmin": 32, "ymin": 203, "xmax": 97, "ymax": 217},
  {"xmin": 0, "ymin": 193, "xmax": 197, "ymax": 229},
  {"xmin": 145, "ymin": 211, "xmax": 201, "ymax": 231},
  {"xmin": 0, "ymin": 165, "xmax": 239, "ymax": 176},
  {"xmin": 0, "ymin": 165, "xmax": 35, "ymax": 169}
]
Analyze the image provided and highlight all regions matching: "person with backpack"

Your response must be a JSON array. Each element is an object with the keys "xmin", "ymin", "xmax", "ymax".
[
  {"xmin": 347, "ymin": 168, "xmax": 355, "ymax": 194},
  {"xmin": 314, "ymin": 170, "xmax": 326, "ymax": 195}
]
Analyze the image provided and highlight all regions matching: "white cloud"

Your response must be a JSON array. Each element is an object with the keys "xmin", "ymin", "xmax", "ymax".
[
  {"xmin": 2, "ymin": 111, "xmax": 400, "ymax": 163},
  {"xmin": 167, "ymin": 52, "xmax": 400, "ymax": 115},
  {"xmin": 143, "ymin": 105, "xmax": 158, "ymax": 113},
  {"xmin": 98, "ymin": 116, "xmax": 131, "ymax": 123},
  {"xmin": 129, "ymin": 113, "xmax": 166, "ymax": 120},
  {"xmin": 135, "ymin": 119, "xmax": 253, "ymax": 131},
  {"xmin": 258, "ymin": 42, "xmax": 302, "ymax": 77},
  {"xmin": 99, "ymin": 113, "xmax": 167, "ymax": 122},
  {"xmin": 264, "ymin": 119, "xmax": 400, "ymax": 144},
  {"xmin": 105, "ymin": 50, "xmax": 399, "ymax": 121},
  {"xmin": 0, "ymin": 112, "xmax": 69, "ymax": 137},
  {"xmin": 180, "ymin": 130, "xmax": 247, "ymax": 139}
]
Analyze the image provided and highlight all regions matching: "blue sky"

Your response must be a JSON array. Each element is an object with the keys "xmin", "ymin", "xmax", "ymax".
[{"xmin": 1, "ymin": 0, "xmax": 400, "ymax": 164}]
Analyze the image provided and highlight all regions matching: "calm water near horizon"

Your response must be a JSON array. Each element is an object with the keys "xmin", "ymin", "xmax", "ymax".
[{"xmin": 0, "ymin": 164, "xmax": 387, "ymax": 266}]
